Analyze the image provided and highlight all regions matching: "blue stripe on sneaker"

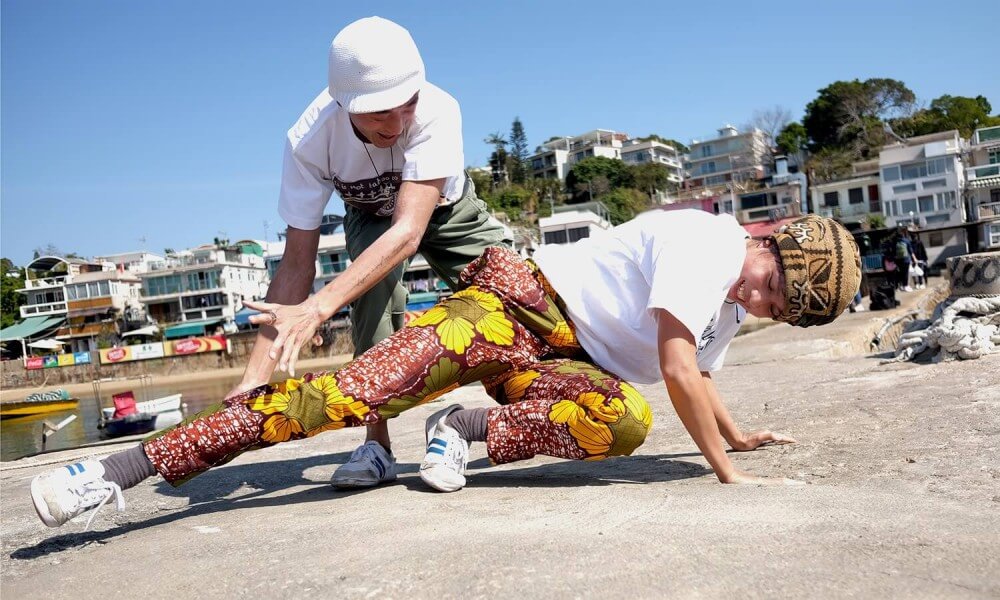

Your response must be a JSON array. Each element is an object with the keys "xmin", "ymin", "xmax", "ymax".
[
  {"xmin": 65, "ymin": 464, "xmax": 77, "ymax": 475},
  {"xmin": 429, "ymin": 438, "xmax": 447, "ymax": 448},
  {"xmin": 372, "ymin": 456, "xmax": 385, "ymax": 479},
  {"xmin": 74, "ymin": 462, "xmax": 84, "ymax": 474},
  {"xmin": 427, "ymin": 446, "xmax": 445, "ymax": 456}
]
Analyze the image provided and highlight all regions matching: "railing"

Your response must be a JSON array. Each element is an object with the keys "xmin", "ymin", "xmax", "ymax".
[
  {"xmin": 818, "ymin": 204, "xmax": 871, "ymax": 219},
  {"xmin": 56, "ymin": 323, "xmax": 107, "ymax": 338},
  {"xmin": 976, "ymin": 201, "xmax": 1000, "ymax": 220},
  {"xmin": 20, "ymin": 301, "xmax": 68, "ymax": 318},
  {"xmin": 861, "ymin": 254, "xmax": 883, "ymax": 273},
  {"xmin": 23, "ymin": 276, "xmax": 67, "ymax": 290},
  {"xmin": 967, "ymin": 164, "xmax": 1000, "ymax": 180},
  {"xmin": 738, "ymin": 202, "xmax": 801, "ymax": 223}
]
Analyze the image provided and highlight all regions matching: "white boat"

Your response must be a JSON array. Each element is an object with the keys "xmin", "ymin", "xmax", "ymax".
[{"xmin": 101, "ymin": 393, "xmax": 183, "ymax": 428}]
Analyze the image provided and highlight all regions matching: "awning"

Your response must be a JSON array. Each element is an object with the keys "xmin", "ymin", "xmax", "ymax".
[
  {"xmin": 0, "ymin": 315, "xmax": 67, "ymax": 342},
  {"xmin": 122, "ymin": 325, "xmax": 160, "ymax": 338},
  {"xmin": 163, "ymin": 318, "xmax": 223, "ymax": 339},
  {"xmin": 27, "ymin": 338, "xmax": 66, "ymax": 350},
  {"xmin": 969, "ymin": 176, "xmax": 1000, "ymax": 189}
]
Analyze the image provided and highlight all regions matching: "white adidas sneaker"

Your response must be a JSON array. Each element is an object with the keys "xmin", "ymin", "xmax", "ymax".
[
  {"xmin": 30, "ymin": 460, "xmax": 125, "ymax": 528},
  {"xmin": 419, "ymin": 404, "xmax": 469, "ymax": 493}
]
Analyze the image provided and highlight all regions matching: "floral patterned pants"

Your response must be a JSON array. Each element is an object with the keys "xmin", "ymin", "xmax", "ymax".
[{"xmin": 144, "ymin": 247, "xmax": 652, "ymax": 485}]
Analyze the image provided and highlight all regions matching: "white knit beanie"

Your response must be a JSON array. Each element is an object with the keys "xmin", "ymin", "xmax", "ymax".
[{"xmin": 328, "ymin": 17, "xmax": 426, "ymax": 114}]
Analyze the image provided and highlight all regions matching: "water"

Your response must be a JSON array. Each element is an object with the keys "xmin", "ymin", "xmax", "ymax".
[{"xmin": 1, "ymin": 374, "xmax": 244, "ymax": 462}]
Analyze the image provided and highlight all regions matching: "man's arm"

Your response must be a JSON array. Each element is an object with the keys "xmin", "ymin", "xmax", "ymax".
[
  {"xmin": 249, "ymin": 179, "xmax": 445, "ymax": 376},
  {"xmin": 656, "ymin": 309, "xmax": 738, "ymax": 483},
  {"xmin": 701, "ymin": 372, "xmax": 796, "ymax": 451},
  {"xmin": 230, "ymin": 226, "xmax": 320, "ymax": 393}
]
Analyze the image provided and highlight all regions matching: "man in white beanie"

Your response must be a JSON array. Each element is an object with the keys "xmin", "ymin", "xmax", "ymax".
[{"xmin": 236, "ymin": 17, "xmax": 510, "ymax": 489}]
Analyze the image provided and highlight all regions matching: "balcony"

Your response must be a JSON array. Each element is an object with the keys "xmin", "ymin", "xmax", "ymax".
[
  {"xmin": 738, "ymin": 202, "xmax": 801, "ymax": 224},
  {"xmin": 20, "ymin": 301, "xmax": 68, "ymax": 318},
  {"xmin": 967, "ymin": 164, "xmax": 1000, "ymax": 181},
  {"xmin": 972, "ymin": 126, "xmax": 1000, "ymax": 146},
  {"xmin": 976, "ymin": 201, "xmax": 1000, "ymax": 220},
  {"xmin": 818, "ymin": 204, "xmax": 871, "ymax": 220},
  {"xmin": 22, "ymin": 276, "xmax": 67, "ymax": 290},
  {"xmin": 56, "ymin": 322, "xmax": 109, "ymax": 339}
]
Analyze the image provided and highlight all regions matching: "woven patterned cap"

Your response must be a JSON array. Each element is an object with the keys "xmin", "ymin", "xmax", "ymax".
[{"xmin": 772, "ymin": 216, "xmax": 861, "ymax": 327}]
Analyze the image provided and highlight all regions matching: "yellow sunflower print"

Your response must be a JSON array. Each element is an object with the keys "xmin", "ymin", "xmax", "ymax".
[
  {"xmin": 313, "ymin": 374, "xmax": 370, "ymax": 423},
  {"xmin": 260, "ymin": 413, "xmax": 305, "ymax": 443},
  {"xmin": 548, "ymin": 397, "xmax": 614, "ymax": 458},
  {"xmin": 409, "ymin": 287, "xmax": 514, "ymax": 354}
]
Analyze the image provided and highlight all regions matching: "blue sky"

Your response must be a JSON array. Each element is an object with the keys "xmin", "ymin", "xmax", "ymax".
[{"xmin": 3, "ymin": 0, "xmax": 998, "ymax": 265}]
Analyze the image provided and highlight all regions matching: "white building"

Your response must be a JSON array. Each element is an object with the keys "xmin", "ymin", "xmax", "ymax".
[
  {"xmin": 264, "ymin": 232, "xmax": 350, "ymax": 295},
  {"xmin": 810, "ymin": 159, "xmax": 882, "ymax": 231},
  {"xmin": 94, "ymin": 251, "xmax": 165, "ymax": 274},
  {"xmin": 965, "ymin": 125, "xmax": 1000, "ymax": 251},
  {"xmin": 879, "ymin": 130, "xmax": 968, "ymax": 266},
  {"xmin": 879, "ymin": 130, "xmax": 966, "ymax": 228},
  {"xmin": 685, "ymin": 125, "xmax": 770, "ymax": 193},
  {"xmin": 538, "ymin": 202, "xmax": 613, "ymax": 245},
  {"xmin": 140, "ymin": 242, "xmax": 268, "ymax": 338},
  {"xmin": 620, "ymin": 139, "xmax": 684, "ymax": 187},
  {"xmin": 529, "ymin": 130, "xmax": 629, "ymax": 181}
]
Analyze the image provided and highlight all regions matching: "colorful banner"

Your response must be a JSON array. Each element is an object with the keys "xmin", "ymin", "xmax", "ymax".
[
  {"xmin": 25, "ymin": 352, "xmax": 92, "ymax": 370},
  {"xmin": 165, "ymin": 335, "xmax": 227, "ymax": 356},
  {"xmin": 99, "ymin": 342, "xmax": 165, "ymax": 364},
  {"xmin": 97, "ymin": 336, "xmax": 227, "ymax": 364}
]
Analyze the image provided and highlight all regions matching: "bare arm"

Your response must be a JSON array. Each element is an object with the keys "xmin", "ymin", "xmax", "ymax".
[
  {"xmin": 246, "ymin": 179, "xmax": 445, "ymax": 375},
  {"xmin": 656, "ymin": 309, "xmax": 737, "ymax": 482},
  {"xmin": 701, "ymin": 372, "xmax": 796, "ymax": 451},
  {"xmin": 230, "ymin": 226, "xmax": 320, "ymax": 393}
]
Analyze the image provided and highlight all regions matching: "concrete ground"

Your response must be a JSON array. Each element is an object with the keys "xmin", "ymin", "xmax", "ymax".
[{"xmin": 2, "ymin": 287, "xmax": 998, "ymax": 599}]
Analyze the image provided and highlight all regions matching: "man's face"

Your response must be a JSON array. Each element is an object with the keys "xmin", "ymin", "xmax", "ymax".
[
  {"xmin": 349, "ymin": 93, "xmax": 419, "ymax": 148},
  {"xmin": 729, "ymin": 239, "xmax": 786, "ymax": 320}
]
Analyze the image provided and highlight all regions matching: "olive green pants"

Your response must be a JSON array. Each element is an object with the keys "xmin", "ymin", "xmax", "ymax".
[{"xmin": 343, "ymin": 175, "xmax": 512, "ymax": 356}]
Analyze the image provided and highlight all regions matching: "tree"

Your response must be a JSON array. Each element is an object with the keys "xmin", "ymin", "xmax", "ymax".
[
  {"xmin": 636, "ymin": 134, "xmax": 689, "ymax": 154},
  {"xmin": 749, "ymin": 105, "xmax": 793, "ymax": 147},
  {"xmin": 598, "ymin": 188, "xmax": 651, "ymax": 225},
  {"xmin": 484, "ymin": 132, "xmax": 509, "ymax": 189},
  {"xmin": 776, "ymin": 121, "xmax": 809, "ymax": 168},
  {"xmin": 803, "ymin": 78, "xmax": 916, "ymax": 157},
  {"xmin": 1, "ymin": 258, "xmax": 26, "ymax": 329},
  {"xmin": 508, "ymin": 117, "xmax": 529, "ymax": 185},
  {"xmin": 629, "ymin": 162, "xmax": 673, "ymax": 201},
  {"xmin": 32, "ymin": 243, "xmax": 63, "ymax": 259},
  {"xmin": 892, "ymin": 95, "xmax": 1000, "ymax": 138},
  {"xmin": 565, "ymin": 156, "xmax": 634, "ymax": 201}
]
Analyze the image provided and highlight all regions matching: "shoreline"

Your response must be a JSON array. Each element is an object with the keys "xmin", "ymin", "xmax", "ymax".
[{"xmin": 0, "ymin": 353, "xmax": 353, "ymax": 403}]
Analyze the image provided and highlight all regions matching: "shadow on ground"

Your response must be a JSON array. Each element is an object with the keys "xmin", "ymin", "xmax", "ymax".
[{"xmin": 10, "ymin": 452, "xmax": 708, "ymax": 561}]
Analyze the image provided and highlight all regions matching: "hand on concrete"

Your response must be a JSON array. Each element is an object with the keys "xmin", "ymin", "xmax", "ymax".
[
  {"xmin": 730, "ymin": 430, "xmax": 797, "ymax": 452},
  {"xmin": 244, "ymin": 298, "xmax": 326, "ymax": 377}
]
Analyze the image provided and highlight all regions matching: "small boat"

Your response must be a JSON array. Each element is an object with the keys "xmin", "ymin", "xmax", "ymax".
[
  {"xmin": 0, "ymin": 389, "xmax": 79, "ymax": 419},
  {"xmin": 92, "ymin": 377, "xmax": 184, "ymax": 439}
]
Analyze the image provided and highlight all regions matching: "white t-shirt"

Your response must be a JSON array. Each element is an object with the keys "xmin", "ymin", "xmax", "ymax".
[
  {"xmin": 532, "ymin": 209, "xmax": 748, "ymax": 384},
  {"xmin": 278, "ymin": 83, "xmax": 466, "ymax": 229}
]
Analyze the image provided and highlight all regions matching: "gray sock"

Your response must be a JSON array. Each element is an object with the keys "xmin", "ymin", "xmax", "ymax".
[
  {"xmin": 100, "ymin": 445, "xmax": 156, "ymax": 490},
  {"xmin": 445, "ymin": 407, "xmax": 489, "ymax": 442}
]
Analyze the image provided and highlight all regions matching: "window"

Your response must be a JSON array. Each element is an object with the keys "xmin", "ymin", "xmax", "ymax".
[
  {"xmin": 67, "ymin": 286, "xmax": 78, "ymax": 300},
  {"xmin": 705, "ymin": 175, "xmax": 726, "ymax": 185},
  {"xmin": 918, "ymin": 195, "xmax": 935, "ymax": 213},
  {"xmin": 99, "ymin": 281, "xmax": 110, "ymax": 296},
  {"xmin": 991, "ymin": 189, "xmax": 1000, "ymax": 204},
  {"xmin": 848, "ymin": 188, "xmax": 864, "ymax": 204},
  {"xmin": 882, "ymin": 166, "xmax": 900, "ymax": 182},
  {"xmin": 990, "ymin": 223, "xmax": 1000, "ymax": 247},
  {"xmin": 823, "ymin": 191, "xmax": 839, "ymax": 207},
  {"xmin": 544, "ymin": 230, "xmax": 568, "ymax": 245},
  {"xmin": 320, "ymin": 253, "xmax": 348, "ymax": 275},
  {"xmin": 928, "ymin": 232, "xmax": 944, "ymax": 247},
  {"xmin": 883, "ymin": 200, "xmax": 897, "ymax": 216},
  {"xmin": 701, "ymin": 144, "xmax": 713, "ymax": 157},
  {"xmin": 922, "ymin": 178, "xmax": 946, "ymax": 189},
  {"xmin": 900, "ymin": 198, "xmax": 917, "ymax": 214},
  {"xmin": 568, "ymin": 227, "xmax": 590, "ymax": 243},
  {"xmin": 893, "ymin": 184, "xmax": 917, "ymax": 194},
  {"xmin": 705, "ymin": 161, "xmax": 716, "ymax": 174},
  {"xmin": 990, "ymin": 149, "xmax": 1000, "ymax": 165},
  {"xmin": 88, "ymin": 282, "xmax": 100, "ymax": 297}
]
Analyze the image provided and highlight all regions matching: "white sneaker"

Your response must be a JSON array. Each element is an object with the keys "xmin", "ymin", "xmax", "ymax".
[
  {"xmin": 903, "ymin": 286, "xmax": 914, "ymax": 292},
  {"xmin": 330, "ymin": 441, "xmax": 397, "ymax": 488},
  {"xmin": 30, "ymin": 460, "xmax": 125, "ymax": 529},
  {"xmin": 854, "ymin": 304, "xmax": 866, "ymax": 312},
  {"xmin": 419, "ymin": 404, "xmax": 469, "ymax": 493}
]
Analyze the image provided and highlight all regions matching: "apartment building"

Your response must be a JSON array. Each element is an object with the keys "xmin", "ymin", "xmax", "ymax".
[
  {"xmin": 965, "ymin": 125, "xmax": 1000, "ymax": 251},
  {"xmin": 810, "ymin": 159, "xmax": 882, "ymax": 231},
  {"xmin": 684, "ymin": 125, "xmax": 770, "ymax": 192},
  {"xmin": 538, "ymin": 201, "xmax": 613, "ymax": 246}
]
